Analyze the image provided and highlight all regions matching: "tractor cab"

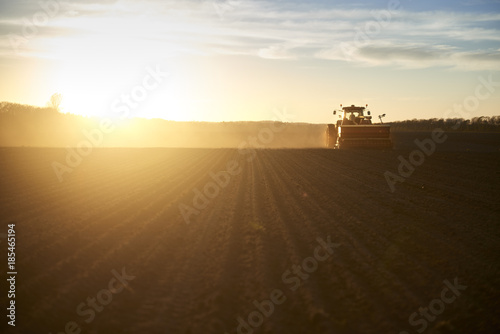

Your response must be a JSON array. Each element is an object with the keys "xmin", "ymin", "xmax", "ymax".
[{"xmin": 334, "ymin": 105, "xmax": 372, "ymax": 125}]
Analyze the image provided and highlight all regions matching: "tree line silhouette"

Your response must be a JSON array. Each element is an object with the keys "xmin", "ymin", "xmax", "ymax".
[
  {"xmin": 1, "ymin": 101, "xmax": 499, "ymax": 147},
  {"xmin": 0, "ymin": 101, "xmax": 325, "ymax": 147},
  {"xmin": 391, "ymin": 116, "xmax": 500, "ymax": 132}
]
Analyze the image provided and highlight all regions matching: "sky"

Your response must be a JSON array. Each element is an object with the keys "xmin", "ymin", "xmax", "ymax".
[{"xmin": 0, "ymin": 0, "xmax": 499, "ymax": 123}]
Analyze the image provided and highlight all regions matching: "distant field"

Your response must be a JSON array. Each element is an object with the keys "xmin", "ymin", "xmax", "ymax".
[
  {"xmin": 392, "ymin": 131, "xmax": 500, "ymax": 152},
  {"xmin": 1, "ymin": 132, "xmax": 499, "ymax": 334}
]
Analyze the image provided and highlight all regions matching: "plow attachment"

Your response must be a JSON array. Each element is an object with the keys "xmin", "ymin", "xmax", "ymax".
[{"xmin": 336, "ymin": 125, "xmax": 392, "ymax": 149}]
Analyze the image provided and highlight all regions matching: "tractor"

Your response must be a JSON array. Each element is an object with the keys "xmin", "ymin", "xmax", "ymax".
[{"xmin": 327, "ymin": 104, "xmax": 392, "ymax": 149}]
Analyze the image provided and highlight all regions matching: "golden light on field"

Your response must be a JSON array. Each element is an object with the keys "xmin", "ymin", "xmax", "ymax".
[{"xmin": 2, "ymin": 1, "xmax": 500, "ymax": 333}]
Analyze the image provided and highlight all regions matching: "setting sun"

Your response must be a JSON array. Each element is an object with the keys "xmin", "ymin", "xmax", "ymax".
[
  {"xmin": 2, "ymin": 0, "xmax": 498, "ymax": 123},
  {"xmin": 1, "ymin": 1, "xmax": 500, "ymax": 333}
]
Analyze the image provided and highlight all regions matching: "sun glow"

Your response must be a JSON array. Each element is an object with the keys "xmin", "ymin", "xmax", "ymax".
[{"xmin": 45, "ymin": 11, "xmax": 200, "ymax": 121}]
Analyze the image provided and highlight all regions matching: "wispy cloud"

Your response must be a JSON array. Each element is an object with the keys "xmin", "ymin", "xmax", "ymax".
[
  {"xmin": 1, "ymin": 0, "xmax": 499, "ymax": 70},
  {"xmin": 317, "ymin": 42, "xmax": 500, "ymax": 70}
]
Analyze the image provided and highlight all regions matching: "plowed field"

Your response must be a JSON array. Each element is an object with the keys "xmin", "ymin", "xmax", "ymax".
[{"xmin": 1, "ymin": 133, "xmax": 500, "ymax": 334}]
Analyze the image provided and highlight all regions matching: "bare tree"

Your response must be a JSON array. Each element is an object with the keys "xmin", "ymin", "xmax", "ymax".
[{"xmin": 48, "ymin": 93, "xmax": 62, "ymax": 112}]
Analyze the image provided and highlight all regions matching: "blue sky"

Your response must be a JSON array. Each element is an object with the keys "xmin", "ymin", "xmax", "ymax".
[{"xmin": 0, "ymin": 0, "xmax": 499, "ymax": 122}]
